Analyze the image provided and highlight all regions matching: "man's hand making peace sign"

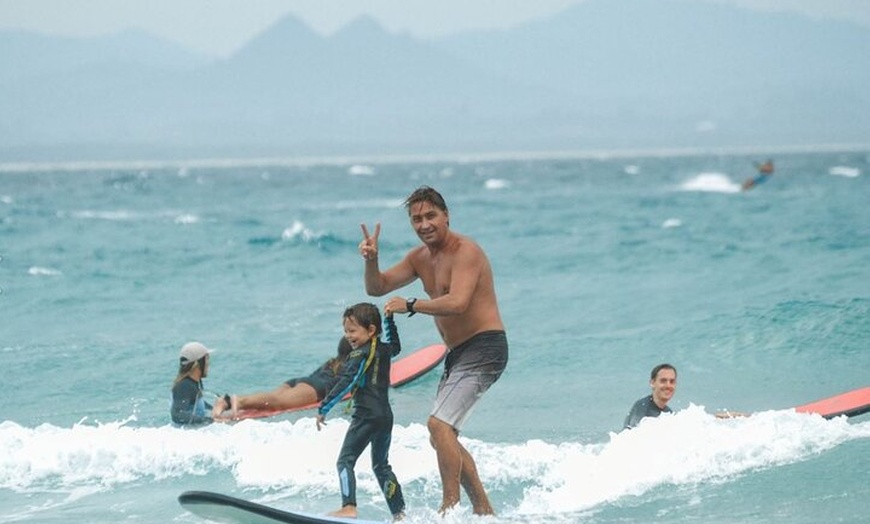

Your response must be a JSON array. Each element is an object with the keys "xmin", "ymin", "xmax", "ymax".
[{"xmin": 359, "ymin": 223, "xmax": 381, "ymax": 261}]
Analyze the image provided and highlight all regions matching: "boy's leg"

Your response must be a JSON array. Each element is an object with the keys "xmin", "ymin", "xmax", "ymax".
[
  {"xmin": 333, "ymin": 418, "xmax": 375, "ymax": 514},
  {"xmin": 370, "ymin": 421, "xmax": 405, "ymax": 517}
]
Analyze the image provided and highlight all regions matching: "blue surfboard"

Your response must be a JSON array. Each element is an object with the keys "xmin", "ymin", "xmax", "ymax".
[{"xmin": 178, "ymin": 491, "xmax": 385, "ymax": 524}]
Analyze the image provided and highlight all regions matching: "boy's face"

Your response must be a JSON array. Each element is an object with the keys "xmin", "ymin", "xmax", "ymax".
[{"xmin": 343, "ymin": 316, "xmax": 376, "ymax": 349}]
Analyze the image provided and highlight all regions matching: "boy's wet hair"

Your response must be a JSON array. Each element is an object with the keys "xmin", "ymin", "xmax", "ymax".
[
  {"xmin": 404, "ymin": 186, "xmax": 448, "ymax": 214},
  {"xmin": 650, "ymin": 363, "xmax": 677, "ymax": 380},
  {"xmin": 343, "ymin": 302, "xmax": 382, "ymax": 336}
]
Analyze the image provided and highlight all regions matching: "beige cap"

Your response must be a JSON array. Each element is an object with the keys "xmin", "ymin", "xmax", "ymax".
[{"xmin": 179, "ymin": 341, "xmax": 211, "ymax": 363}]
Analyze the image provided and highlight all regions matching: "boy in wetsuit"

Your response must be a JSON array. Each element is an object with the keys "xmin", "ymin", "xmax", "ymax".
[{"xmin": 316, "ymin": 303, "xmax": 405, "ymax": 520}]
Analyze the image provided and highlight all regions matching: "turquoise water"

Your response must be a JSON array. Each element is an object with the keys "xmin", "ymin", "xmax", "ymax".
[{"xmin": 1, "ymin": 150, "xmax": 868, "ymax": 523}]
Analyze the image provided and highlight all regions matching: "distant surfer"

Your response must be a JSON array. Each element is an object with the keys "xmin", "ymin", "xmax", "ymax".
[
  {"xmin": 359, "ymin": 186, "xmax": 508, "ymax": 515},
  {"xmin": 624, "ymin": 363, "xmax": 677, "ymax": 429},
  {"xmin": 316, "ymin": 303, "xmax": 406, "ymax": 521},
  {"xmin": 741, "ymin": 159, "xmax": 774, "ymax": 191},
  {"xmin": 170, "ymin": 342, "xmax": 214, "ymax": 426}
]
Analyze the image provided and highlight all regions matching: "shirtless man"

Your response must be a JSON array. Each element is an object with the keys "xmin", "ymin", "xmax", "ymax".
[{"xmin": 359, "ymin": 186, "xmax": 508, "ymax": 515}]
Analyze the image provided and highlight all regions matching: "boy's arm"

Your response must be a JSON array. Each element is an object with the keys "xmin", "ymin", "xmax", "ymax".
[{"xmin": 318, "ymin": 348, "xmax": 366, "ymax": 416}]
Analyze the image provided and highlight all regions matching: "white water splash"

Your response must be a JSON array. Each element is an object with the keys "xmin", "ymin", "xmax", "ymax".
[{"xmin": 679, "ymin": 173, "xmax": 741, "ymax": 193}]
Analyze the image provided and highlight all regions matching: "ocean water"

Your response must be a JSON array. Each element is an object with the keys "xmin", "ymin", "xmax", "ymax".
[{"xmin": 1, "ymin": 149, "xmax": 868, "ymax": 523}]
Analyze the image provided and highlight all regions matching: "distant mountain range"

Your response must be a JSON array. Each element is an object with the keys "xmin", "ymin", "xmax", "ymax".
[{"xmin": 2, "ymin": 0, "xmax": 869, "ymax": 162}]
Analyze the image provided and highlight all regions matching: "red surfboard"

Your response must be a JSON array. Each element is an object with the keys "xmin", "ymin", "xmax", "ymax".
[
  {"xmin": 390, "ymin": 343, "xmax": 446, "ymax": 387},
  {"xmin": 231, "ymin": 344, "xmax": 447, "ymax": 421},
  {"xmin": 794, "ymin": 386, "xmax": 870, "ymax": 419}
]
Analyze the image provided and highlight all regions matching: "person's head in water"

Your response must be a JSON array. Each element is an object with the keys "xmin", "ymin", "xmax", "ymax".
[
  {"xmin": 342, "ymin": 302, "xmax": 382, "ymax": 349},
  {"xmin": 174, "ymin": 341, "xmax": 211, "ymax": 384},
  {"xmin": 649, "ymin": 363, "xmax": 677, "ymax": 409},
  {"xmin": 404, "ymin": 186, "xmax": 450, "ymax": 246}
]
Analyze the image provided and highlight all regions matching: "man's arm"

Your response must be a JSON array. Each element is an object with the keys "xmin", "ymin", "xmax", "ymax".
[
  {"xmin": 360, "ymin": 222, "xmax": 418, "ymax": 296},
  {"xmin": 364, "ymin": 252, "xmax": 418, "ymax": 297}
]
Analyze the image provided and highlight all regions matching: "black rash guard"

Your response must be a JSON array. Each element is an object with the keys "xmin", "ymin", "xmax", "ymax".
[
  {"xmin": 171, "ymin": 377, "xmax": 212, "ymax": 426},
  {"xmin": 623, "ymin": 394, "xmax": 672, "ymax": 429}
]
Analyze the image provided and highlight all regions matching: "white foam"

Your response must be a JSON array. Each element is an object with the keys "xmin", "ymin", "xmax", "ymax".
[
  {"xmin": 332, "ymin": 198, "xmax": 404, "ymax": 210},
  {"xmin": 28, "ymin": 267, "xmax": 62, "ymax": 277},
  {"xmin": 1, "ymin": 409, "xmax": 866, "ymax": 517},
  {"xmin": 174, "ymin": 213, "xmax": 200, "ymax": 225},
  {"xmin": 70, "ymin": 210, "xmax": 139, "ymax": 221},
  {"xmin": 281, "ymin": 220, "xmax": 323, "ymax": 242},
  {"xmin": 67, "ymin": 209, "xmax": 200, "ymax": 223},
  {"xmin": 0, "ymin": 418, "xmax": 438, "ymax": 497},
  {"xmin": 828, "ymin": 166, "xmax": 861, "ymax": 178},
  {"xmin": 679, "ymin": 172, "xmax": 741, "ymax": 193},
  {"xmin": 662, "ymin": 218, "xmax": 682, "ymax": 228},
  {"xmin": 485, "ymin": 178, "xmax": 510, "ymax": 189},
  {"xmin": 513, "ymin": 405, "xmax": 870, "ymax": 515},
  {"xmin": 348, "ymin": 165, "xmax": 375, "ymax": 176}
]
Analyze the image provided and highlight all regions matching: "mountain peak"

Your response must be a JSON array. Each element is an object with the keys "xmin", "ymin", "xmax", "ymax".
[
  {"xmin": 334, "ymin": 15, "xmax": 387, "ymax": 39},
  {"xmin": 231, "ymin": 13, "xmax": 322, "ymax": 60}
]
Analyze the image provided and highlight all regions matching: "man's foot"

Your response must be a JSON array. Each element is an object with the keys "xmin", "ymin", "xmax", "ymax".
[
  {"xmin": 327, "ymin": 505, "xmax": 357, "ymax": 518},
  {"xmin": 437, "ymin": 500, "xmax": 458, "ymax": 516}
]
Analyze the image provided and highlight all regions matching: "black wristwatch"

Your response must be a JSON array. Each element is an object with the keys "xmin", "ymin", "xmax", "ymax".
[{"xmin": 406, "ymin": 297, "xmax": 417, "ymax": 317}]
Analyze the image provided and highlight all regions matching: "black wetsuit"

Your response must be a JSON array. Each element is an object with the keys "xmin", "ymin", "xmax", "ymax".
[
  {"xmin": 623, "ymin": 394, "xmax": 672, "ymax": 429},
  {"xmin": 171, "ymin": 377, "xmax": 212, "ymax": 426},
  {"xmin": 318, "ymin": 316, "xmax": 405, "ymax": 516}
]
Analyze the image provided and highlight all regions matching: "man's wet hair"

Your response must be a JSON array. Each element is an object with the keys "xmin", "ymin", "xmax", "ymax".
[
  {"xmin": 650, "ymin": 363, "xmax": 677, "ymax": 380},
  {"xmin": 404, "ymin": 186, "xmax": 448, "ymax": 214}
]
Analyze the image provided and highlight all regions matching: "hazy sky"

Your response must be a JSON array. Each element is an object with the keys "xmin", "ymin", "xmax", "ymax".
[{"xmin": 2, "ymin": 0, "xmax": 870, "ymax": 57}]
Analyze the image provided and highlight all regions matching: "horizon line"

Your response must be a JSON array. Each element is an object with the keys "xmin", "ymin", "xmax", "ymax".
[{"xmin": 1, "ymin": 143, "xmax": 868, "ymax": 174}]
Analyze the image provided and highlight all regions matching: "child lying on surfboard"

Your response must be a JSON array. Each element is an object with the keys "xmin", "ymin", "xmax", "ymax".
[{"xmin": 212, "ymin": 337, "xmax": 352, "ymax": 420}]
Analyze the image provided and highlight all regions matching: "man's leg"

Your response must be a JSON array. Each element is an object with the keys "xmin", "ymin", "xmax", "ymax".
[
  {"xmin": 428, "ymin": 416, "xmax": 494, "ymax": 515},
  {"xmin": 427, "ymin": 331, "xmax": 507, "ymax": 514},
  {"xmin": 457, "ymin": 442, "xmax": 494, "ymax": 515},
  {"xmin": 428, "ymin": 416, "xmax": 462, "ymax": 513}
]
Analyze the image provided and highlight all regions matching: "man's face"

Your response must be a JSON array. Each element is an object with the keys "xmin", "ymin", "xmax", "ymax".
[
  {"xmin": 650, "ymin": 368, "xmax": 677, "ymax": 406},
  {"xmin": 408, "ymin": 201, "xmax": 448, "ymax": 245}
]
